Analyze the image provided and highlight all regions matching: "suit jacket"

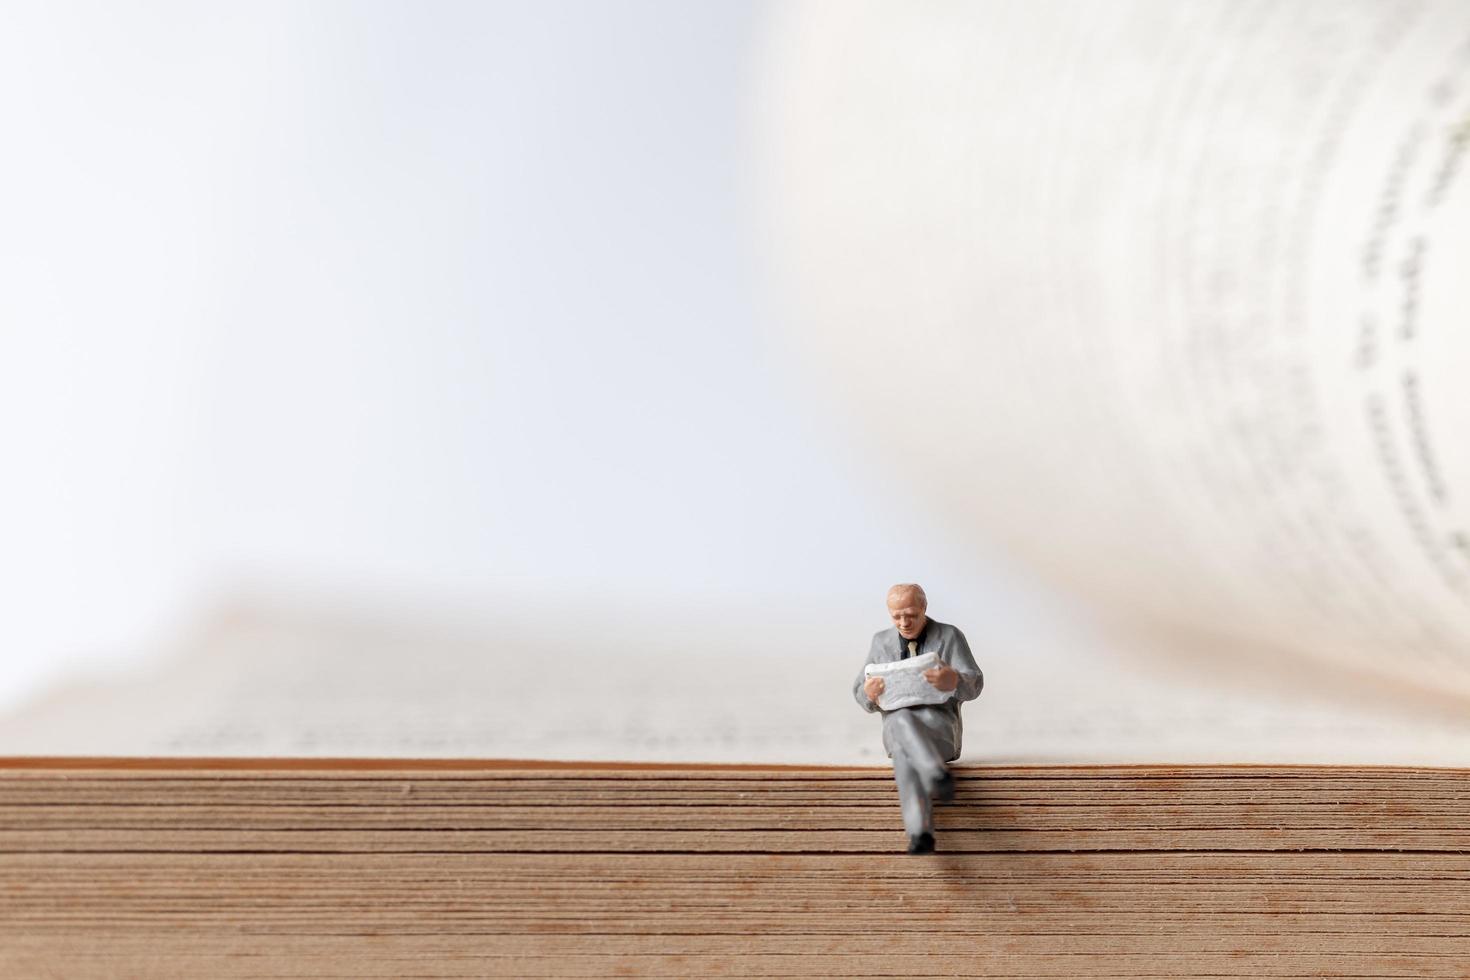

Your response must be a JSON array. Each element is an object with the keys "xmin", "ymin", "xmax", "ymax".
[{"xmin": 852, "ymin": 619, "xmax": 983, "ymax": 761}]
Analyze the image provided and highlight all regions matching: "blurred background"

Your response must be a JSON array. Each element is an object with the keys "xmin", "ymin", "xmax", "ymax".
[{"xmin": 0, "ymin": 1, "xmax": 1067, "ymax": 713}]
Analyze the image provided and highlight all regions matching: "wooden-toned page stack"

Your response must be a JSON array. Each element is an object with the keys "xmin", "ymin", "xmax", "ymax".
[{"xmin": 4, "ymin": 760, "xmax": 1469, "ymax": 978}]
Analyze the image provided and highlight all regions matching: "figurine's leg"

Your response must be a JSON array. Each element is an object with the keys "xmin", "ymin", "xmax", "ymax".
[
  {"xmin": 884, "ymin": 708, "xmax": 949, "ymax": 792},
  {"xmin": 891, "ymin": 748, "xmax": 933, "ymax": 839}
]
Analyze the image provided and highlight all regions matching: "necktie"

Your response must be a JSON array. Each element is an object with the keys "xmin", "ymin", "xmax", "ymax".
[{"xmin": 907, "ymin": 640, "xmax": 918, "ymax": 659}]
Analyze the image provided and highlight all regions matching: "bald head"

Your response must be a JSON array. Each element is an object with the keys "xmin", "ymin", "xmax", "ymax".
[
  {"xmin": 885, "ymin": 583, "xmax": 929, "ymax": 640},
  {"xmin": 886, "ymin": 583, "xmax": 927, "ymax": 608}
]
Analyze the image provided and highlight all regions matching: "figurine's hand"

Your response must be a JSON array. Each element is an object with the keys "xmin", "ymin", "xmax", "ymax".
[
  {"xmin": 862, "ymin": 676, "xmax": 885, "ymax": 702},
  {"xmin": 924, "ymin": 664, "xmax": 959, "ymax": 692}
]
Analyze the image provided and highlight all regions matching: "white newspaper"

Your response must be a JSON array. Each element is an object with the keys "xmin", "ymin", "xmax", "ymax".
[{"xmin": 864, "ymin": 652, "xmax": 952, "ymax": 711}]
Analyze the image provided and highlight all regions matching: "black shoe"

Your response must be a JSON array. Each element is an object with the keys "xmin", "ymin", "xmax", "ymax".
[
  {"xmin": 933, "ymin": 772, "xmax": 956, "ymax": 804},
  {"xmin": 907, "ymin": 832, "xmax": 935, "ymax": 855}
]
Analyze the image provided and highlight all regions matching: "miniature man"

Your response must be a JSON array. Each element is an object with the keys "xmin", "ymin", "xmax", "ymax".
[{"xmin": 854, "ymin": 583, "xmax": 983, "ymax": 854}]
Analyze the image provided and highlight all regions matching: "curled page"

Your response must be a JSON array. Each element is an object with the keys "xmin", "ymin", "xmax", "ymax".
[{"xmin": 760, "ymin": 0, "xmax": 1470, "ymax": 698}]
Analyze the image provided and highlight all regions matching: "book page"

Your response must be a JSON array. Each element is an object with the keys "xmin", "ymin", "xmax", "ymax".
[
  {"xmin": 4, "ymin": 600, "xmax": 1469, "ymax": 766},
  {"xmin": 757, "ymin": 0, "xmax": 1470, "ymax": 699}
]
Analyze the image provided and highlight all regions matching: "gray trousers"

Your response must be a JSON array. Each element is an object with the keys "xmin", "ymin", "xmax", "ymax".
[{"xmin": 885, "ymin": 708, "xmax": 954, "ymax": 837}]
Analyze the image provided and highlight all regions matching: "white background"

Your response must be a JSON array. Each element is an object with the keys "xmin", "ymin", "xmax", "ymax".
[{"xmin": 0, "ymin": 1, "xmax": 1066, "ymax": 711}]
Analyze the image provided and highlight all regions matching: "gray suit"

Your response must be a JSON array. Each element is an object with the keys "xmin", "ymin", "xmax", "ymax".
[{"xmin": 853, "ymin": 620, "xmax": 983, "ymax": 838}]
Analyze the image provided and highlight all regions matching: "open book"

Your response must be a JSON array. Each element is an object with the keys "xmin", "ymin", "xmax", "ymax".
[{"xmin": 6, "ymin": 5, "xmax": 1470, "ymax": 975}]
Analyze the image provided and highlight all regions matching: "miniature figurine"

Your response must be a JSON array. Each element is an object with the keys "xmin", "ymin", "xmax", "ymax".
[{"xmin": 854, "ymin": 583, "xmax": 984, "ymax": 854}]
